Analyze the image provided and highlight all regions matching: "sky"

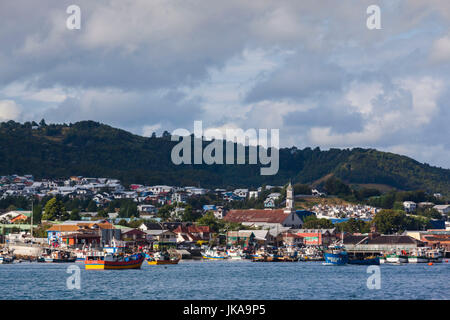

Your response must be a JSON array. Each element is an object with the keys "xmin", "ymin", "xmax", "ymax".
[{"xmin": 0, "ymin": 0, "xmax": 449, "ymax": 168}]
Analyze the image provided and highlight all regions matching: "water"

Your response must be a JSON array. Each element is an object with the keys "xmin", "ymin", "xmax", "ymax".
[{"xmin": 1, "ymin": 260, "xmax": 449, "ymax": 299}]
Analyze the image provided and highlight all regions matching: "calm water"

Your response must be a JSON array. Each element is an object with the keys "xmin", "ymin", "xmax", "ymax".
[{"xmin": 0, "ymin": 260, "xmax": 449, "ymax": 300}]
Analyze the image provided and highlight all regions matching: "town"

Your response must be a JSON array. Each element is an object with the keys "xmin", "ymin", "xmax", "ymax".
[{"xmin": 0, "ymin": 174, "xmax": 449, "ymax": 266}]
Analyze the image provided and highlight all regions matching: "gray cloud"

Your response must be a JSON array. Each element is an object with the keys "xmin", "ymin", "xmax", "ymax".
[{"xmin": 0, "ymin": 0, "xmax": 449, "ymax": 168}]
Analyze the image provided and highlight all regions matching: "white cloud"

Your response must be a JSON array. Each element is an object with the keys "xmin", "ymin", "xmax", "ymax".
[
  {"xmin": 430, "ymin": 35, "xmax": 450, "ymax": 62},
  {"xmin": 0, "ymin": 100, "xmax": 22, "ymax": 121}
]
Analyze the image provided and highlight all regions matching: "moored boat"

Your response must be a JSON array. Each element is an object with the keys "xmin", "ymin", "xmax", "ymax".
[
  {"xmin": 226, "ymin": 249, "xmax": 244, "ymax": 260},
  {"xmin": 348, "ymin": 256, "xmax": 380, "ymax": 265},
  {"xmin": 201, "ymin": 248, "xmax": 229, "ymax": 260},
  {"xmin": 323, "ymin": 245, "xmax": 348, "ymax": 265},
  {"xmin": 85, "ymin": 253, "xmax": 145, "ymax": 270},
  {"xmin": 146, "ymin": 251, "xmax": 180, "ymax": 265},
  {"xmin": 385, "ymin": 253, "xmax": 408, "ymax": 264},
  {"xmin": 407, "ymin": 249, "xmax": 428, "ymax": 263},
  {"xmin": 426, "ymin": 248, "xmax": 444, "ymax": 263},
  {"xmin": 0, "ymin": 255, "xmax": 14, "ymax": 264},
  {"xmin": 37, "ymin": 250, "xmax": 76, "ymax": 263}
]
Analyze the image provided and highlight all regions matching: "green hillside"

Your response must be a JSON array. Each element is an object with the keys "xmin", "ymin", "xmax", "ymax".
[{"xmin": 0, "ymin": 120, "xmax": 449, "ymax": 195}]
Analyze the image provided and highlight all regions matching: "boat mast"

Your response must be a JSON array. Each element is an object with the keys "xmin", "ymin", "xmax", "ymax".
[{"xmin": 30, "ymin": 198, "xmax": 33, "ymax": 241}]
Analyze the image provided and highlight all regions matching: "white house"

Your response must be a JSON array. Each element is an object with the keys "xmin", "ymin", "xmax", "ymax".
[
  {"xmin": 433, "ymin": 204, "xmax": 450, "ymax": 215},
  {"xmin": 403, "ymin": 201, "xmax": 417, "ymax": 212}
]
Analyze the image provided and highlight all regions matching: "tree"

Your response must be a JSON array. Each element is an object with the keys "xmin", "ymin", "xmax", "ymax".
[
  {"xmin": 42, "ymin": 198, "xmax": 67, "ymax": 221},
  {"xmin": 197, "ymin": 212, "xmax": 224, "ymax": 233},
  {"xmin": 69, "ymin": 208, "xmax": 81, "ymax": 220},
  {"xmin": 86, "ymin": 200, "xmax": 97, "ymax": 212},
  {"xmin": 96, "ymin": 209, "xmax": 108, "ymax": 218},
  {"xmin": 373, "ymin": 209, "xmax": 409, "ymax": 234},
  {"xmin": 32, "ymin": 203, "xmax": 43, "ymax": 224},
  {"xmin": 335, "ymin": 218, "xmax": 370, "ymax": 233},
  {"xmin": 302, "ymin": 215, "xmax": 334, "ymax": 229}
]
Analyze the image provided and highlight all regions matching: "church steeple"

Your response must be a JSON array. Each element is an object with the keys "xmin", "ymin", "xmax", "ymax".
[{"xmin": 284, "ymin": 182, "xmax": 294, "ymax": 213}]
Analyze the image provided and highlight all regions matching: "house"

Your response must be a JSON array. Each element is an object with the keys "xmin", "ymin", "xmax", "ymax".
[
  {"xmin": 121, "ymin": 228, "xmax": 148, "ymax": 245},
  {"xmin": 227, "ymin": 230, "xmax": 255, "ymax": 247},
  {"xmin": 233, "ymin": 189, "xmax": 248, "ymax": 198},
  {"xmin": 403, "ymin": 201, "xmax": 417, "ymax": 212},
  {"xmin": 294, "ymin": 229, "xmax": 337, "ymax": 246},
  {"xmin": 248, "ymin": 191, "xmax": 259, "ymax": 199},
  {"xmin": 172, "ymin": 192, "xmax": 188, "ymax": 204},
  {"xmin": 0, "ymin": 211, "xmax": 32, "ymax": 224},
  {"xmin": 137, "ymin": 204, "xmax": 157, "ymax": 215},
  {"xmin": 343, "ymin": 233, "xmax": 424, "ymax": 253},
  {"xmin": 433, "ymin": 205, "xmax": 450, "ymax": 215},
  {"xmin": 46, "ymin": 221, "xmax": 119, "ymax": 247},
  {"xmin": 281, "ymin": 232, "xmax": 304, "ymax": 247},
  {"xmin": 264, "ymin": 198, "xmax": 276, "ymax": 208},
  {"xmin": 143, "ymin": 230, "xmax": 177, "ymax": 250},
  {"xmin": 173, "ymin": 225, "xmax": 211, "ymax": 244},
  {"xmin": 223, "ymin": 209, "xmax": 304, "ymax": 229}
]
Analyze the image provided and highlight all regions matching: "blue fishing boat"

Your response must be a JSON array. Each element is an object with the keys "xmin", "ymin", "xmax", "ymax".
[{"xmin": 323, "ymin": 245, "xmax": 348, "ymax": 265}]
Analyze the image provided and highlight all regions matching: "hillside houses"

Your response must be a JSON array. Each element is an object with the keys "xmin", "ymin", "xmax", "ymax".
[{"xmin": 313, "ymin": 204, "xmax": 379, "ymax": 220}]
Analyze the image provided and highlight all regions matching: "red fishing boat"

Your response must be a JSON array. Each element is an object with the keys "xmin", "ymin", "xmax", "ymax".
[{"xmin": 85, "ymin": 253, "xmax": 145, "ymax": 270}]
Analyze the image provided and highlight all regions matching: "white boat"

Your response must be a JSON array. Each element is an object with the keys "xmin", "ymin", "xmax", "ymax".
[
  {"xmin": 0, "ymin": 255, "xmax": 14, "ymax": 264},
  {"xmin": 226, "ymin": 249, "xmax": 244, "ymax": 260},
  {"xmin": 407, "ymin": 249, "xmax": 429, "ymax": 263},
  {"xmin": 386, "ymin": 253, "xmax": 408, "ymax": 264},
  {"xmin": 426, "ymin": 249, "xmax": 444, "ymax": 263},
  {"xmin": 201, "ymin": 248, "xmax": 229, "ymax": 260}
]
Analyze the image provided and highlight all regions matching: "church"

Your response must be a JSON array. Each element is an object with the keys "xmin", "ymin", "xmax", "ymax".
[{"xmin": 223, "ymin": 183, "xmax": 306, "ymax": 229}]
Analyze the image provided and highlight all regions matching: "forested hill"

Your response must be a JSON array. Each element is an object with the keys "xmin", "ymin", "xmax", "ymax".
[{"xmin": 0, "ymin": 120, "xmax": 449, "ymax": 195}]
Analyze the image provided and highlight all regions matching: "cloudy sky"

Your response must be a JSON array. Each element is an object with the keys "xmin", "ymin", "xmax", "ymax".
[{"xmin": 0, "ymin": 0, "xmax": 449, "ymax": 168}]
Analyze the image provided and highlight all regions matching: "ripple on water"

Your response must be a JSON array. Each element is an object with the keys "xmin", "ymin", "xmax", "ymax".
[{"xmin": 0, "ymin": 261, "xmax": 449, "ymax": 299}]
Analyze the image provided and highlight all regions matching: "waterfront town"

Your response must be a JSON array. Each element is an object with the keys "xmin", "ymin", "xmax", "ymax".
[{"xmin": 0, "ymin": 174, "xmax": 449, "ymax": 266}]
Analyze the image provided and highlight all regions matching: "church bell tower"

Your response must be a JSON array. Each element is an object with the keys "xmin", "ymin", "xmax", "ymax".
[{"xmin": 284, "ymin": 182, "xmax": 294, "ymax": 213}]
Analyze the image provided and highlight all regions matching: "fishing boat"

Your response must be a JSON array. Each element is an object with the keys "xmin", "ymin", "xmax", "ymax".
[
  {"xmin": 348, "ymin": 256, "xmax": 380, "ymax": 265},
  {"xmin": 0, "ymin": 255, "xmax": 14, "ymax": 264},
  {"xmin": 85, "ymin": 252, "xmax": 145, "ymax": 270},
  {"xmin": 323, "ymin": 244, "xmax": 348, "ymax": 265},
  {"xmin": 426, "ymin": 248, "xmax": 444, "ymax": 263},
  {"xmin": 146, "ymin": 252, "xmax": 180, "ymax": 265},
  {"xmin": 385, "ymin": 250, "xmax": 408, "ymax": 263},
  {"xmin": 407, "ymin": 248, "xmax": 428, "ymax": 263},
  {"xmin": 37, "ymin": 250, "xmax": 76, "ymax": 263},
  {"xmin": 201, "ymin": 248, "xmax": 229, "ymax": 260},
  {"xmin": 226, "ymin": 249, "xmax": 244, "ymax": 260}
]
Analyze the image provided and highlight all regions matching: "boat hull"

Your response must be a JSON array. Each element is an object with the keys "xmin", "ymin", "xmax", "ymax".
[
  {"xmin": 147, "ymin": 259, "xmax": 180, "ymax": 265},
  {"xmin": 348, "ymin": 257, "xmax": 380, "ymax": 265},
  {"xmin": 85, "ymin": 254, "xmax": 145, "ymax": 270},
  {"xmin": 407, "ymin": 256, "xmax": 428, "ymax": 263},
  {"xmin": 386, "ymin": 255, "xmax": 408, "ymax": 263},
  {"xmin": 324, "ymin": 252, "xmax": 348, "ymax": 265}
]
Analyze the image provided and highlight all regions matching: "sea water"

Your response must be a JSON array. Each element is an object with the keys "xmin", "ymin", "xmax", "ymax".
[{"xmin": 0, "ymin": 260, "xmax": 448, "ymax": 300}]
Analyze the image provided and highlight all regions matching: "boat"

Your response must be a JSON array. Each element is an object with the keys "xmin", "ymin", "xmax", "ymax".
[
  {"xmin": 226, "ymin": 249, "xmax": 244, "ymax": 260},
  {"xmin": 348, "ymin": 256, "xmax": 380, "ymax": 265},
  {"xmin": 385, "ymin": 250, "xmax": 408, "ymax": 264},
  {"xmin": 407, "ymin": 248, "xmax": 428, "ymax": 263},
  {"xmin": 426, "ymin": 248, "xmax": 444, "ymax": 263},
  {"xmin": 251, "ymin": 253, "xmax": 283, "ymax": 262},
  {"xmin": 0, "ymin": 255, "xmax": 14, "ymax": 264},
  {"xmin": 37, "ymin": 250, "xmax": 76, "ymax": 263},
  {"xmin": 201, "ymin": 248, "xmax": 229, "ymax": 260},
  {"xmin": 146, "ymin": 252, "xmax": 180, "ymax": 265},
  {"xmin": 323, "ymin": 244, "xmax": 348, "ymax": 265},
  {"xmin": 85, "ymin": 252, "xmax": 145, "ymax": 270}
]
